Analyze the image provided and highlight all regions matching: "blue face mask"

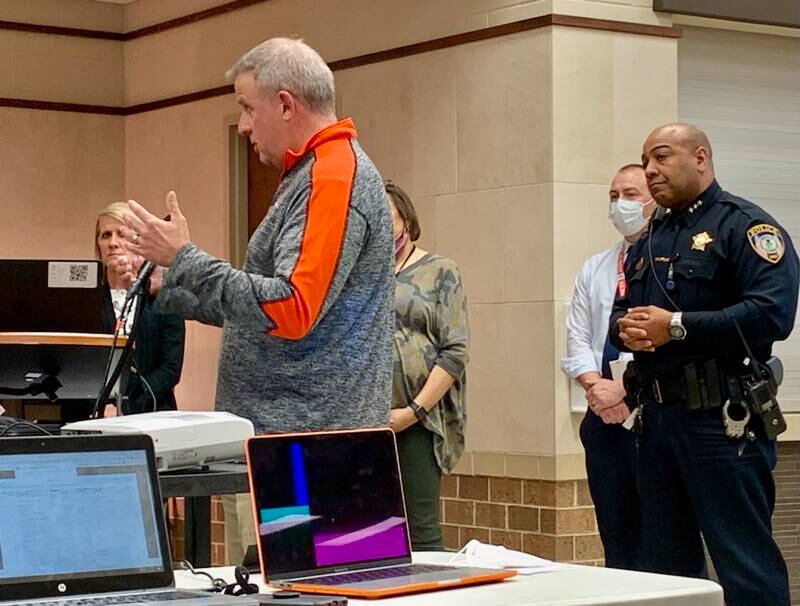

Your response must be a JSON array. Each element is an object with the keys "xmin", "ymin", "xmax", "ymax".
[{"xmin": 608, "ymin": 198, "xmax": 653, "ymax": 237}]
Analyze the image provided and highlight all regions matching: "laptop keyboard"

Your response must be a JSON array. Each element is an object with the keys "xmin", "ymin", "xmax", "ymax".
[
  {"xmin": 303, "ymin": 564, "xmax": 449, "ymax": 585},
  {"xmin": 24, "ymin": 591, "xmax": 203, "ymax": 606}
]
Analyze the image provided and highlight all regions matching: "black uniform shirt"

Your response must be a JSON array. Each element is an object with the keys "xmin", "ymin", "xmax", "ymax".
[{"xmin": 610, "ymin": 179, "xmax": 800, "ymax": 381}]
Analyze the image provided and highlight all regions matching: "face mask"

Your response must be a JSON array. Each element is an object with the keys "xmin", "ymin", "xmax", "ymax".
[
  {"xmin": 608, "ymin": 198, "xmax": 653, "ymax": 237},
  {"xmin": 394, "ymin": 231, "xmax": 409, "ymax": 257}
]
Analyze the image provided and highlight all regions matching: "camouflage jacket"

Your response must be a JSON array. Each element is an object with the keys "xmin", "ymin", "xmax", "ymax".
[{"xmin": 392, "ymin": 253, "xmax": 468, "ymax": 474}]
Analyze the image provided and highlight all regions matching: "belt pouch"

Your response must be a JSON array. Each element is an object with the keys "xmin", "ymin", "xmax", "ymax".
[
  {"xmin": 703, "ymin": 359, "xmax": 723, "ymax": 409},
  {"xmin": 684, "ymin": 363, "xmax": 702, "ymax": 410}
]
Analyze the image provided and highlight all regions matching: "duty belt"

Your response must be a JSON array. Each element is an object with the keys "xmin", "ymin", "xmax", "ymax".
[
  {"xmin": 649, "ymin": 377, "xmax": 689, "ymax": 404},
  {"xmin": 642, "ymin": 359, "xmax": 729, "ymax": 410}
]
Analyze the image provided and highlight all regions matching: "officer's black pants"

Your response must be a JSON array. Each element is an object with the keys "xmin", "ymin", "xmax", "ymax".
[
  {"xmin": 580, "ymin": 408, "xmax": 641, "ymax": 570},
  {"xmin": 637, "ymin": 402, "xmax": 789, "ymax": 606}
]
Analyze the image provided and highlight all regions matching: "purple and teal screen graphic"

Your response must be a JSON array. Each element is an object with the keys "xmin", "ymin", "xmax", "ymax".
[
  {"xmin": 250, "ymin": 432, "xmax": 411, "ymax": 575},
  {"xmin": 312, "ymin": 517, "xmax": 408, "ymax": 566}
]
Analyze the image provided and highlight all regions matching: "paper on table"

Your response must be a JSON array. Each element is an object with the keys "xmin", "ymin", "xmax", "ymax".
[{"xmin": 449, "ymin": 540, "xmax": 576, "ymax": 575}]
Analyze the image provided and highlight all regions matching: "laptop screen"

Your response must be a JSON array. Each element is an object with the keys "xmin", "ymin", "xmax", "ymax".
[
  {"xmin": 247, "ymin": 429, "xmax": 412, "ymax": 580},
  {"xmin": 0, "ymin": 436, "xmax": 173, "ymax": 600}
]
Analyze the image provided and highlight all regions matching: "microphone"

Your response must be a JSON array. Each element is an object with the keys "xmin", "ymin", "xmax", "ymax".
[{"xmin": 126, "ymin": 261, "xmax": 156, "ymax": 301}]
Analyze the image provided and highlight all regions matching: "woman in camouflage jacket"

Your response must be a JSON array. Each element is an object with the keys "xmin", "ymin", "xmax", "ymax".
[{"xmin": 386, "ymin": 181, "xmax": 469, "ymax": 551}]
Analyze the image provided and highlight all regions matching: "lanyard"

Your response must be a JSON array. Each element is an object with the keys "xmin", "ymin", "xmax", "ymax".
[{"xmin": 616, "ymin": 247, "xmax": 627, "ymax": 299}]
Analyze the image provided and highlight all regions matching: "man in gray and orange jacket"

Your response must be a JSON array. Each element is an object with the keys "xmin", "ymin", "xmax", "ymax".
[{"xmin": 124, "ymin": 37, "xmax": 393, "ymax": 435}]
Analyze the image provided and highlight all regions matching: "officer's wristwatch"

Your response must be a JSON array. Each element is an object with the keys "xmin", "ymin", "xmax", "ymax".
[
  {"xmin": 669, "ymin": 311, "xmax": 687, "ymax": 341},
  {"xmin": 407, "ymin": 400, "xmax": 428, "ymax": 423}
]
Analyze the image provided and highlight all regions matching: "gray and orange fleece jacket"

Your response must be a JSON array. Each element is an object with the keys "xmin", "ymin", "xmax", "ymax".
[{"xmin": 158, "ymin": 118, "xmax": 393, "ymax": 434}]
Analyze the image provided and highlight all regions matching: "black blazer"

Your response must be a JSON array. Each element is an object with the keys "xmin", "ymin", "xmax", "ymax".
[{"xmin": 102, "ymin": 287, "xmax": 185, "ymax": 414}]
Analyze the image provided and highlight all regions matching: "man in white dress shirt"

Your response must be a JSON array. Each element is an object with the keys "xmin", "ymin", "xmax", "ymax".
[{"xmin": 561, "ymin": 164, "xmax": 654, "ymax": 569}]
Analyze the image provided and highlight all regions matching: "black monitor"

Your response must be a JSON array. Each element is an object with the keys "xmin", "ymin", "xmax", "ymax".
[
  {"xmin": 0, "ymin": 259, "xmax": 105, "ymax": 333},
  {"xmin": 0, "ymin": 259, "xmax": 123, "ymax": 411},
  {"xmin": 0, "ymin": 335, "xmax": 127, "ymax": 401}
]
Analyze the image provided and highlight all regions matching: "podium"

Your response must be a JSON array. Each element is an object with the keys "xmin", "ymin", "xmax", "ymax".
[{"xmin": 0, "ymin": 332, "xmax": 128, "ymax": 420}]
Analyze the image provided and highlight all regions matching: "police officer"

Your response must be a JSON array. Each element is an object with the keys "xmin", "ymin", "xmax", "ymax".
[{"xmin": 610, "ymin": 123, "xmax": 797, "ymax": 606}]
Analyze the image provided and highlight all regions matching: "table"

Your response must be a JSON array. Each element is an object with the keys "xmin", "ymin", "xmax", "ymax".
[
  {"xmin": 174, "ymin": 552, "xmax": 723, "ymax": 605},
  {"xmin": 159, "ymin": 463, "xmax": 249, "ymax": 567}
]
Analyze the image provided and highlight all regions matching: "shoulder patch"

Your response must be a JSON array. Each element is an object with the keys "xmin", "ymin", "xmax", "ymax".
[{"xmin": 747, "ymin": 224, "xmax": 785, "ymax": 264}]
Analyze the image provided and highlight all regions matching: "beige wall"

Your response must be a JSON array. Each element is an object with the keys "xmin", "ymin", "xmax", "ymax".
[
  {"xmin": 339, "ymin": 29, "xmax": 555, "ymax": 456},
  {"xmin": 123, "ymin": 0, "xmax": 680, "ymax": 460},
  {"xmin": 0, "ymin": 108, "xmax": 124, "ymax": 259},
  {"xmin": 121, "ymin": 0, "xmax": 669, "ymax": 106},
  {"xmin": 0, "ymin": 0, "xmax": 678, "ymax": 473},
  {"xmin": 0, "ymin": 2, "xmax": 125, "ymax": 259},
  {"xmin": 551, "ymin": 28, "xmax": 678, "ymax": 457},
  {"xmin": 0, "ymin": 0, "xmax": 122, "ymax": 31}
]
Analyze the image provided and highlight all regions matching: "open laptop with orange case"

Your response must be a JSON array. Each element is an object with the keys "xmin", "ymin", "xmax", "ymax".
[{"xmin": 245, "ymin": 428, "xmax": 516, "ymax": 599}]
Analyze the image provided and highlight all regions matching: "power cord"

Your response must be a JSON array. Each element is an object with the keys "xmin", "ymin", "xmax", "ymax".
[
  {"xmin": 179, "ymin": 561, "xmax": 258, "ymax": 595},
  {"xmin": 130, "ymin": 362, "xmax": 157, "ymax": 413},
  {"xmin": 179, "ymin": 560, "xmax": 229, "ymax": 593}
]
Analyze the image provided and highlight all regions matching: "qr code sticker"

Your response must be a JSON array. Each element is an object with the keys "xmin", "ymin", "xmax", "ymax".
[{"xmin": 69, "ymin": 264, "xmax": 90, "ymax": 283}]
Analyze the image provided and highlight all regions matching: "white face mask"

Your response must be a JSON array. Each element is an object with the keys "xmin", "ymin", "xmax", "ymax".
[{"xmin": 608, "ymin": 198, "xmax": 652, "ymax": 237}]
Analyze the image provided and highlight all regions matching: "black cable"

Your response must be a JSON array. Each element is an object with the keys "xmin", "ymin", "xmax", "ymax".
[
  {"xmin": 179, "ymin": 560, "xmax": 229, "ymax": 593},
  {"xmin": 646, "ymin": 215, "xmax": 681, "ymax": 312},
  {"xmin": 91, "ymin": 296, "xmax": 132, "ymax": 417},
  {"xmin": 0, "ymin": 421, "xmax": 55, "ymax": 438},
  {"xmin": 92, "ymin": 293, "xmax": 142, "ymax": 418},
  {"xmin": 130, "ymin": 360, "xmax": 158, "ymax": 413}
]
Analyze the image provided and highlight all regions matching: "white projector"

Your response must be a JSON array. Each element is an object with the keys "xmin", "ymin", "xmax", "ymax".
[{"xmin": 62, "ymin": 411, "xmax": 254, "ymax": 471}]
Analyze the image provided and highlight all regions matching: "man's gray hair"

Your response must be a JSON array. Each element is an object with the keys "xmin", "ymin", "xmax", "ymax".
[{"xmin": 226, "ymin": 37, "xmax": 335, "ymax": 114}]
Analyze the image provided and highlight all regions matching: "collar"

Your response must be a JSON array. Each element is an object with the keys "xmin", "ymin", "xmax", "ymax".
[
  {"xmin": 282, "ymin": 118, "xmax": 357, "ymax": 173},
  {"xmin": 674, "ymin": 179, "xmax": 722, "ymax": 228}
]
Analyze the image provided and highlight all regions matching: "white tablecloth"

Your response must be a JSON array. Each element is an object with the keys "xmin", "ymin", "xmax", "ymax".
[{"xmin": 174, "ymin": 552, "xmax": 723, "ymax": 606}]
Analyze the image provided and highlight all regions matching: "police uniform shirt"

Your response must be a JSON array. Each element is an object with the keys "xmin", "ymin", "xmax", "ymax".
[{"xmin": 610, "ymin": 179, "xmax": 800, "ymax": 381}]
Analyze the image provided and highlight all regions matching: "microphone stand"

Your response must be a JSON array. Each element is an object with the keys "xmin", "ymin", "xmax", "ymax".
[{"xmin": 91, "ymin": 270, "xmax": 151, "ymax": 419}]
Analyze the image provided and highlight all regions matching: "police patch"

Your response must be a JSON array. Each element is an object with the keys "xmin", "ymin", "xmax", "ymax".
[{"xmin": 747, "ymin": 224, "xmax": 785, "ymax": 264}]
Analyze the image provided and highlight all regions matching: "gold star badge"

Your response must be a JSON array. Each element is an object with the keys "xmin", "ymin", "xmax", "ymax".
[{"xmin": 691, "ymin": 231, "xmax": 714, "ymax": 252}]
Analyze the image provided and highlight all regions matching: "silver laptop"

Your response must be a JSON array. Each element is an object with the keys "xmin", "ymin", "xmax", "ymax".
[{"xmin": 0, "ymin": 434, "xmax": 256, "ymax": 606}]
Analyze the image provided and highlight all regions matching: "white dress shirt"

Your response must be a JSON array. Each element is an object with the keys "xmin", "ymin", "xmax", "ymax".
[{"xmin": 561, "ymin": 241, "xmax": 633, "ymax": 410}]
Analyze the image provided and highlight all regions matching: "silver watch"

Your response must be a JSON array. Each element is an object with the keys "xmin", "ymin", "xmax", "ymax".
[{"xmin": 669, "ymin": 311, "xmax": 687, "ymax": 341}]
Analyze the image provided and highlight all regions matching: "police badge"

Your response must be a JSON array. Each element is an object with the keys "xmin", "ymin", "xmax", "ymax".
[
  {"xmin": 691, "ymin": 231, "xmax": 713, "ymax": 252},
  {"xmin": 747, "ymin": 224, "xmax": 785, "ymax": 264}
]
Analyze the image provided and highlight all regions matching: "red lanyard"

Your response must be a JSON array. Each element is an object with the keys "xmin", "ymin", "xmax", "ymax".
[{"xmin": 616, "ymin": 247, "xmax": 627, "ymax": 298}]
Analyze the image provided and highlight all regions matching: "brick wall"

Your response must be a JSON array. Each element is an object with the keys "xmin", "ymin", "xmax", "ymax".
[
  {"xmin": 440, "ymin": 474, "xmax": 603, "ymax": 564},
  {"xmin": 167, "ymin": 496, "xmax": 227, "ymax": 566},
  {"xmin": 775, "ymin": 443, "xmax": 800, "ymax": 604}
]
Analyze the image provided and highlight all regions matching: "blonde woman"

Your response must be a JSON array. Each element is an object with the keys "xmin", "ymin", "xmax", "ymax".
[{"xmin": 95, "ymin": 202, "xmax": 185, "ymax": 414}]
